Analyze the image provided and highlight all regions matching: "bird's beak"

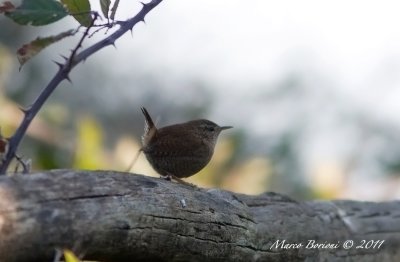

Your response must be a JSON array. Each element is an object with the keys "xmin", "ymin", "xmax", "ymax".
[{"xmin": 219, "ymin": 126, "xmax": 233, "ymax": 131}]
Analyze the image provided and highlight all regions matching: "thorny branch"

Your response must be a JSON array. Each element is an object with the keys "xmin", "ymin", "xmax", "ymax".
[{"xmin": 0, "ymin": 0, "xmax": 164, "ymax": 174}]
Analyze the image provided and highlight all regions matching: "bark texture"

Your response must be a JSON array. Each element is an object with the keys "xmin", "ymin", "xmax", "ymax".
[{"xmin": 0, "ymin": 170, "xmax": 399, "ymax": 262}]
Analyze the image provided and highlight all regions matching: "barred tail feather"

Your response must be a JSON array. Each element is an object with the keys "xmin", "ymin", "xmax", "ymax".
[{"xmin": 141, "ymin": 107, "xmax": 157, "ymax": 146}]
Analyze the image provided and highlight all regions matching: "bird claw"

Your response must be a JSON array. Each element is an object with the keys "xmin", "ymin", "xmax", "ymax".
[
  {"xmin": 161, "ymin": 175, "xmax": 172, "ymax": 181},
  {"xmin": 160, "ymin": 174, "xmax": 198, "ymax": 189}
]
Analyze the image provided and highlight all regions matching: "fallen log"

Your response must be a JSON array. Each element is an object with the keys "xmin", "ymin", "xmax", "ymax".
[{"xmin": 0, "ymin": 170, "xmax": 399, "ymax": 261}]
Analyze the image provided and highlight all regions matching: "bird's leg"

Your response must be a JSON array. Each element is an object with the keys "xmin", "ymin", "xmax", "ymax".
[
  {"xmin": 171, "ymin": 175, "xmax": 198, "ymax": 189},
  {"xmin": 160, "ymin": 174, "xmax": 172, "ymax": 181},
  {"xmin": 160, "ymin": 172, "xmax": 198, "ymax": 188}
]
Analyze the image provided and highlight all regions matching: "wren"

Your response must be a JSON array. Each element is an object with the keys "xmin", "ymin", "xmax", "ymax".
[{"xmin": 140, "ymin": 107, "xmax": 232, "ymax": 179}]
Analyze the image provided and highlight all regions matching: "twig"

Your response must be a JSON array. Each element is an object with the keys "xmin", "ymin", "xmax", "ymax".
[
  {"xmin": 110, "ymin": 0, "xmax": 121, "ymax": 21},
  {"xmin": 0, "ymin": 0, "xmax": 164, "ymax": 174},
  {"xmin": 126, "ymin": 148, "xmax": 142, "ymax": 172},
  {"xmin": 66, "ymin": 12, "xmax": 99, "ymax": 69},
  {"xmin": 14, "ymin": 154, "xmax": 30, "ymax": 174}
]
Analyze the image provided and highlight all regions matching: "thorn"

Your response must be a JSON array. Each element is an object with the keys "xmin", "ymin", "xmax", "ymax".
[
  {"xmin": 65, "ymin": 75, "xmax": 72, "ymax": 83},
  {"xmin": 140, "ymin": 1, "xmax": 146, "ymax": 7},
  {"xmin": 60, "ymin": 54, "xmax": 69, "ymax": 61},
  {"xmin": 107, "ymin": 38, "xmax": 117, "ymax": 48},
  {"xmin": 18, "ymin": 106, "xmax": 30, "ymax": 114},
  {"xmin": 52, "ymin": 60, "xmax": 64, "ymax": 69}
]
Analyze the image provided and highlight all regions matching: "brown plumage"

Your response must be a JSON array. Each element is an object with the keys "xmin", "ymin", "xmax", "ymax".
[{"xmin": 141, "ymin": 107, "xmax": 232, "ymax": 178}]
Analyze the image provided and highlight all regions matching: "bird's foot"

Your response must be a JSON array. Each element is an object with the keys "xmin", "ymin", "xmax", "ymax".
[
  {"xmin": 171, "ymin": 175, "xmax": 199, "ymax": 189},
  {"xmin": 160, "ymin": 174, "xmax": 172, "ymax": 181},
  {"xmin": 160, "ymin": 174, "xmax": 198, "ymax": 189}
]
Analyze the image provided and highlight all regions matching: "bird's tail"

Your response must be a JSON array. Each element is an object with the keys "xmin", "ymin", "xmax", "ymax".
[{"xmin": 141, "ymin": 107, "xmax": 157, "ymax": 146}]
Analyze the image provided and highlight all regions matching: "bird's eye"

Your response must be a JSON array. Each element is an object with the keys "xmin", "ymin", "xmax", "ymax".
[{"xmin": 205, "ymin": 125, "xmax": 215, "ymax": 132}]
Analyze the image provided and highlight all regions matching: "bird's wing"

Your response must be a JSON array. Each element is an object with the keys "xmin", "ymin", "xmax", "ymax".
[{"xmin": 146, "ymin": 131, "xmax": 209, "ymax": 158}]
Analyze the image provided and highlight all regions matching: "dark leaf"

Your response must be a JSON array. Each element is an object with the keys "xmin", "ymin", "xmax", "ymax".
[
  {"xmin": 100, "ymin": 0, "xmax": 111, "ymax": 19},
  {"xmin": 5, "ymin": 0, "xmax": 68, "ymax": 26},
  {"xmin": 17, "ymin": 29, "xmax": 76, "ymax": 67}
]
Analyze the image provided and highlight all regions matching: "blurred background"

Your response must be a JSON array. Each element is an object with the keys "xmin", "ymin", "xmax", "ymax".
[{"xmin": 1, "ymin": 0, "xmax": 400, "ymax": 200}]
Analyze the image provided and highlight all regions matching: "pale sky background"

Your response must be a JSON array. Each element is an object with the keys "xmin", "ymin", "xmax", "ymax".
[{"xmin": 98, "ymin": 0, "xmax": 400, "ymax": 123}]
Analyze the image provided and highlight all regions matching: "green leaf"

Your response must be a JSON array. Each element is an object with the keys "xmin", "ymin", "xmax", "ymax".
[
  {"xmin": 110, "ymin": 0, "xmax": 119, "ymax": 20},
  {"xmin": 61, "ymin": 0, "xmax": 92, "ymax": 27},
  {"xmin": 17, "ymin": 29, "xmax": 76, "ymax": 68},
  {"xmin": 100, "ymin": 0, "xmax": 111, "ymax": 19},
  {"xmin": 5, "ymin": 0, "xmax": 68, "ymax": 26}
]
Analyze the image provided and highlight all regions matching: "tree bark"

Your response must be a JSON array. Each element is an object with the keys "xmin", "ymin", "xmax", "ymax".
[{"xmin": 0, "ymin": 170, "xmax": 399, "ymax": 262}]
